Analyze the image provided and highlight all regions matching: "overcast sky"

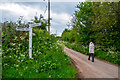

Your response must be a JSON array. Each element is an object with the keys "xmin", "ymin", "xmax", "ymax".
[{"xmin": 0, "ymin": 1, "xmax": 85, "ymax": 36}]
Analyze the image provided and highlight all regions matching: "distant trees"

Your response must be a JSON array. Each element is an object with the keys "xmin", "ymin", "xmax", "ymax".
[
  {"xmin": 2, "ymin": 14, "xmax": 49, "ymax": 43},
  {"xmin": 62, "ymin": 29, "xmax": 71, "ymax": 42},
  {"xmin": 62, "ymin": 2, "xmax": 120, "ymax": 51}
]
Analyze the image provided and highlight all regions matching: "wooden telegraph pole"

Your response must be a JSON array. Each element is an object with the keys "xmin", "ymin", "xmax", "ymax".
[
  {"xmin": 48, "ymin": 0, "xmax": 50, "ymax": 34},
  {"xmin": 43, "ymin": 0, "xmax": 50, "ymax": 33}
]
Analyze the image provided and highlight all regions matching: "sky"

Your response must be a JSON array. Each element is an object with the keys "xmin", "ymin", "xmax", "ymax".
[{"xmin": 0, "ymin": 1, "xmax": 85, "ymax": 36}]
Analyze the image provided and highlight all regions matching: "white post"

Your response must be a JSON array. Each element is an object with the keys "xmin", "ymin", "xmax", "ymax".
[
  {"xmin": 16, "ymin": 23, "xmax": 41, "ymax": 59},
  {"xmin": 29, "ymin": 25, "xmax": 32, "ymax": 58}
]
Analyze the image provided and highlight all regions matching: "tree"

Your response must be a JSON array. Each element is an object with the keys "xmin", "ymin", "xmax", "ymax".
[
  {"xmin": 62, "ymin": 2, "xmax": 120, "ymax": 51},
  {"xmin": 33, "ymin": 14, "xmax": 47, "ymax": 30}
]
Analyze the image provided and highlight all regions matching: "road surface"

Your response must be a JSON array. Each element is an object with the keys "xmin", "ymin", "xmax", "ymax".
[{"xmin": 64, "ymin": 47, "xmax": 119, "ymax": 78}]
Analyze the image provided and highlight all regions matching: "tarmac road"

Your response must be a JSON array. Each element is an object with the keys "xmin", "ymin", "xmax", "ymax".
[{"xmin": 64, "ymin": 47, "xmax": 119, "ymax": 78}]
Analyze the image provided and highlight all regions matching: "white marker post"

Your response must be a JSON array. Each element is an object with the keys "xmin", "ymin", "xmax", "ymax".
[{"xmin": 16, "ymin": 23, "xmax": 41, "ymax": 59}]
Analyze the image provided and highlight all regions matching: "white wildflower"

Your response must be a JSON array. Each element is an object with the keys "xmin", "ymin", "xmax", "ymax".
[
  {"xmin": 45, "ymin": 42, "xmax": 47, "ymax": 44},
  {"xmin": 15, "ymin": 36, "xmax": 17, "ymax": 40},
  {"xmin": 26, "ymin": 66, "xmax": 28, "ymax": 69},
  {"xmin": 21, "ymin": 54, "xmax": 25, "ymax": 57},
  {"xmin": 36, "ymin": 70, "xmax": 38, "ymax": 73},
  {"xmin": 20, "ymin": 36, "xmax": 24, "ymax": 40},
  {"xmin": 18, "ymin": 57, "xmax": 20, "ymax": 59},
  {"xmin": 13, "ymin": 43, "xmax": 16, "ymax": 46},
  {"xmin": 20, "ymin": 73, "xmax": 23, "ymax": 76},
  {"xmin": 17, "ymin": 60, "xmax": 20, "ymax": 62},
  {"xmin": 16, "ymin": 65, "xmax": 19, "ymax": 67}
]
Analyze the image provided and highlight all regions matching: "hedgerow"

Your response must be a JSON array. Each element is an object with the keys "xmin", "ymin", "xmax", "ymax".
[{"xmin": 2, "ymin": 25, "xmax": 77, "ymax": 78}]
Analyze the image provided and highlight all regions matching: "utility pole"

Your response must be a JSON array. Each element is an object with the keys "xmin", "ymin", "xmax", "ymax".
[
  {"xmin": 43, "ymin": 0, "xmax": 50, "ymax": 33},
  {"xmin": 56, "ymin": 30, "xmax": 57, "ymax": 37},
  {"xmin": 48, "ymin": 0, "xmax": 50, "ymax": 34}
]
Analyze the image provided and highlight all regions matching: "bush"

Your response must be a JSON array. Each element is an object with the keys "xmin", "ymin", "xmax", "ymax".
[
  {"xmin": 2, "ymin": 28, "xmax": 77, "ymax": 78},
  {"xmin": 63, "ymin": 42, "xmax": 120, "ymax": 66}
]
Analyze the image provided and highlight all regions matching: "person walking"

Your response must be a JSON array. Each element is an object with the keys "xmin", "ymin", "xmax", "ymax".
[{"xmin": 88, "ymin": 42, "xmax": 94, "ymax": 62}]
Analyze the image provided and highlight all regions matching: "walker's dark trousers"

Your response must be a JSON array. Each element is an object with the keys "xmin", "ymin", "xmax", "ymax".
[{"xmin": 88, "ymin": 53, "xmax": 94, "ymax": 62}]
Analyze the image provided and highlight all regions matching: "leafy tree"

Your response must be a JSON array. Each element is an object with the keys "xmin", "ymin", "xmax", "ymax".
[{"xmin": 62, "ymin": 2, "xmax": 120, "ymax": 51}]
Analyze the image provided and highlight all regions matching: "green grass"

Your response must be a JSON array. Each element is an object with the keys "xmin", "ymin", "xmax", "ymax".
[{"xmin": 3, "ymin": 45, "xmax": 77, "ymax": 78}]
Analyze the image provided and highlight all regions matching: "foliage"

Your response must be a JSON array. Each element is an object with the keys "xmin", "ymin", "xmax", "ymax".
[
  {"xmin": 61, "ymin": 2, "xmax": 120, "ymax": 66},
  {"xmin": 62, "ymin": 2, "xmax": 120, "ymax": 52},
  {"xmin": 33, "ymin": 15, "xmax": 48, "ymax": 30},
  {"xmin": 62, "ymin": 41, "xmax": 120, "ymax": 66},
  {"xmin": 2, "ymin": 22, "xmax": 77, "ymax": 78}
]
